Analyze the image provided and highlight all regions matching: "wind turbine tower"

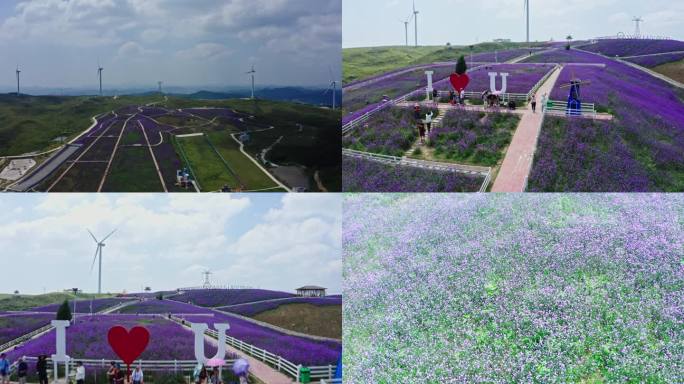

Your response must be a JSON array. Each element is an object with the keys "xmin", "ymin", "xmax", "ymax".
[
  {"xmin": 15, "ymin": 66, "xmax": 21, "ymax": 95},
  {"xmin": 325, "ymin": 67, "xmax": 338, "ymax": 109},
  {"xmin": 524, "ymin": 0, "xmax": 530, "ymax": 44},
  {"xmin": 246, "ymin": 65, "xmax": 256, "ymax": 99},
  {"xmin": 158, "ymin": 81, "xmax": 163, "ymax": 93},
  {"xmin": 401, "ymin": 16, "xmax": 410, "ymax": 46},
  {"xmin": 412, "ymin": 0, "xmax": 419, "ymax": 47},
  {"xmin": 87, "ymin": 229, "xmax": 117, "ymax": 294},
  {"xmin": 633, "ymin": 17, "xmax": 643, "ymax": 37},
  {"xmin": 97, "ymin": 64, "xmax": 103, "ymax": 96}
]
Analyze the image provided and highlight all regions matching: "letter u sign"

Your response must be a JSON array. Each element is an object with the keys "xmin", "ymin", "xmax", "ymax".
[
  {"xmin": 191, "ymin": 323, "xmax": 230, "ymax": 362},
  {"xmin": 488, "ymin": 72, "xmax": 509, "ymax": 94}
]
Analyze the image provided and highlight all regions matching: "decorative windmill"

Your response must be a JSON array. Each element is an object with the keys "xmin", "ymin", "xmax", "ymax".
[{"xmin": 558, "ymin": 68, "xmax": 591, "ymax": 115}]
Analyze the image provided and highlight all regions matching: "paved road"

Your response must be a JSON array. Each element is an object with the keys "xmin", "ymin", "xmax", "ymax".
[
  {"xmin": 7, "ymin": 145, "xmax": 81, "ymax": 191},
  {"xmin": 491, "ymin": 65, "xmax": 563, "ymax": 192}
]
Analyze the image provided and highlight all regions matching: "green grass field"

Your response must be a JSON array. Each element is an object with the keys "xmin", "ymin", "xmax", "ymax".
[
  {"xmin": 102, "ymin": 146, "xmax": 165, "ymax": 192},
  {"xmin": 0, "ymin": 292, "xmax": 113, "ymax": 311},
  {"xmin": 0, "ymin": 94, "xmax": 166, "ymax": 156},
  {"xmin": 206, "ymin": 131, "xmax": 280, "ymax": 190},
  {"xmin": 343, "ymin": 42, "xmax": 543, "ymax": 84},
  {"xmin": 175, "ymin": 134, "xmax": 241, "ymax": 191}
]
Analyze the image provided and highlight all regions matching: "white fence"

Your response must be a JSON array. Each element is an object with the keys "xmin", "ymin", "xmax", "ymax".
[
  {"xmin": 342, "ymin": 91, "xmax": 416, "ymax": 135},
  {"xmin": 544, "ymin": 100, "xmax": 596, "ymax": 118},
  {"xmin": 343, "ymin": 148, "xmax": 492, "ymax": 192},
  {"xmin": 169, "ymin": 315, "xmax": 337, "ymax": 382},
  {"xmin": 0, "ymin": 324, "xmax": 53, "ymax": 353}
]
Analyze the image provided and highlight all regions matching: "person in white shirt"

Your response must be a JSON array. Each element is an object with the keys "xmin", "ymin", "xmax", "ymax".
[
  {"xmin": 132, "ymin": 366, "xmax": 144, "ymax": 384},
  {"xmin": 75, "ymin": 361, "xmax": 85, "ymax": 384}
]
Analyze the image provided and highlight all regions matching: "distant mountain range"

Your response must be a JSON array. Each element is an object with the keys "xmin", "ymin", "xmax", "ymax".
[{"xmin": 0, "ymin": 85, "xmax": 342, "ymax": 107}]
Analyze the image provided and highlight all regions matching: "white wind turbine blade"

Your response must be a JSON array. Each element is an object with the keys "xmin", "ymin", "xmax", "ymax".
[
  {"xmin": 101, "ymin": 229, "xmax": 117, "ymax": 242},
  {"xmin": 87, "ymin": 229, "xmax": 98, "ymax": 243},
  {"xmin": 89, "ymin": 246, "xmax": 99, "ymax": 273}
]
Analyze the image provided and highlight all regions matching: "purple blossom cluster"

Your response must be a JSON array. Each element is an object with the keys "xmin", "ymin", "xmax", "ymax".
[
  {"xmin": 0, "ymin": 313, "xmax": 54, "ymax": 345},
  {"xmin": 6, "ymin": 315, "xmax": 219, "ymax": 361},
  {"xmin": 342, "ymin": 155, "xmax": 484, "ymax": 192},
  {"xmin": 116, "ymin": 300, "xmax": 214, "ymax": 314},
  {"xmin": 624, "ymin": 52, "xmax": 684, "ymax": 68},
  {"xmin": 220, "ymin": 297, "xmax": 342, "ymax": 317},
  {"xmin": 526, "ymin": 48, "xmax": 684, "ymax": 191},
  {"xmin": 343, "ymin": 66, "xmax": 453, "ymax": 116},
  {"xmin": 31, "ymin": 298, "xmax": 134, "ymax": 314},
  {"xmin": 343, "ymin": 194, "xmax": 684, "ymax": 383},
  {"xmin": 434, "ymin": 64, "xmax": 555, "ymax": 94},
  {"xmin": 179, "ymin": 313, "xmax": 341, "ymax": 366},
  {"xmin": 342, "ymin": 107, "xmax": 428, "ymax": 157},
  {"xmin": 172, "ymin": 289, "xmax": 296, "ymax": 308},
  {"xmin": 581, "ymin": 39, "xmax": 684, "ymax": 57},
  {"xmin": 428, "ymin": 109, "xmax": 520, "ymax": 166}
]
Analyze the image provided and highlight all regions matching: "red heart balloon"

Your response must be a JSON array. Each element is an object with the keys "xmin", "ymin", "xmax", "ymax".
[
  {"xmin": 107, "ymin": 326, "xmax": 150, "ymax": 365},
  {"xmin": 449, "ymin": 73, "xmax": 470, "ymax": 92}
]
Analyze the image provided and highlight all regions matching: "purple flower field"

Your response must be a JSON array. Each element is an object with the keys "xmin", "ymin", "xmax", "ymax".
[
  {"xmin": 581, "ymin": 39, "xmax": 684, "ymax": 57},
  {"xmin": 6, "ymin": 315, "xmax": 219, "ymax": 361},
  {"xmin": 342, "ymin": 155, "xmax": 484, "ymax": 192},
  {"xmin": 0, "ymin": 313, "xmax": 53, "ymax": 345},
  {"xmin": 171, "ymin": 289, "xmax": 295, "ymax": 307},
  {"xmin": 343, "ymin": 66, "xmax": 453, "ymax": 116},
  {"xmin": 624, "ymin": 52, "xmax": 684, "ymax": 68},
  {"xmin": 526, "ymin": 49, "xmax": 684, "ymax": 191},
  {"xmin": 116, "ymin": 300, "xmax": 214, "ymax": 314},
  {"xmin": 220, "ymin": 297, "xmax": 342, "ymax": 317},
  {"xmin": 469, "ymin": 48, "xmax": 534, "ymax": 63},
  {"xmin": 342, "ymin": 107, "xmax": 427, "ymax": 157},
  {"xmin": 428, "ymin": 109, "xmax": 520, "ymax": 166},
  {"xmin": 343, "ymin": 194, "xmax": 684, "ymax": 383},
  {"xmin": 31, "ymin": 298, "xmax": 134, "ymax": 313},
  {"xmin": 180, "ymin": 313, "xmax": 341, "ymax": 366},
  {"xmin": 434, "ymin": 64, "xmax": 554, "ymax": 94}
]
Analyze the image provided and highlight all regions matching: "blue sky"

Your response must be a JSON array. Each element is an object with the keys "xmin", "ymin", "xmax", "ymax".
[
  {"xmin": 343, "ymin": 0, "xmax": 684, "ymax": 48},
  {"xmin": 0, "ymin": 0, "xmax": 341, "ymax": 89},
  {"xmin": 0, "ymin": 194, "xmax": 342, "ymax": 295}
]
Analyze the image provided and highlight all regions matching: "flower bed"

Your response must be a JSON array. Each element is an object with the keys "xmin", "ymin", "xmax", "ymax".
[
  {"xmin": 30, "ymin": 298, "xmax": 134, "ymax": 314},
  {"xmin": 581, "ymin": 39, "xmax": 684, "ymax": 57},
  {"xmin": 624, "ymin": 52, "xmax": 684, "ymax": 68},
  {"xmin": 219, "ymin": 297, "xmax": 342, "ymax": 317},
  {"xmin": 525, "ymin": 49, "xmax": 684, "ymax": 191},
  {"xmin": 427, "ymin": 109, "xmax": 520, "ymax": 166},
  {"xmin": 6, "ymin": 315, "xmax": 219, "ymax": 361},
  {"xmin": 342, "ymin": 106, "xmax": 438, "ymax": 157},
  {"xmin": 172, "ymin": 289, "xmax": 295, "ymax": 307},
  {"xmin": 342, "ymin": 155, "xmax": 484, "ymax": 192},
  {"xmin": 343, "ymin": 66, "xmax": 453, "ymax": 116},
  {"xmin": 0, "ymin": 313, "xmax": 54, "ymax": 345},
  {"xmin": 179, "ymin": 313, "xmax": 341, "ymax": 366},
  {"xmin": 343, "ymin": 193, "xmax": 684, "ymax": 383},
  {"xmin": 116, "ymin": 300, "xmax": 214, "ymax": 314}
]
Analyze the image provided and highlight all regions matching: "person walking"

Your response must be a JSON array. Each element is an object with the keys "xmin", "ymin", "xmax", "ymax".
[
  {"xmin": 107, "ymin": 362, "xmax": 117, "ymax": 384},
  {"xmin": 531, "ymin": 93, "xmax": 537, "ymax": 113},
  {"xmin": 448, "ymin": 90, "xmax": 455, "ymax": 105},
  {"xmin": 113, "ymin": 364, "xmax": 124, "ymax": 384},
  {"xmin": 424, "ymin": 111, "xmax": 433, "ymax": 135},
  {"xmin": 131, "ymin": 366, "xmax": 144, "ymax": 384},
  {"xmin": 17, "ymin": 357, "xmax": 28, "ymax": 384},
  {"xmin": 0, "ymin": 354, "xmax": 10, "ymax": 384},
  {"xmin": 37, "ymin": 355, "xmax": 48, "ymax": 384},
  {"xmin": 459, "ymin": 89, "xmax": 466, "ymax": 105},
  {"xmin": 413, "ymin": 104, "xmax": 421, "ymax": 120},
  {"xmin": 432, "ymin": 88, "xmax": 439, "ymax": 102},
  {"xmin": 75, "ymin": 361, "xmax": 85, "ymax": 384}
]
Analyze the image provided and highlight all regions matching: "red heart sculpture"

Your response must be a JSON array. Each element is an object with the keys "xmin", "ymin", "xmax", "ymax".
[
  {"xmin": 449, "ymin": 73, "xmax": 470, "ymax": 92},
  {"xmin": 107, "ymin": 326, "xmax": 150, "ymax": 365}
]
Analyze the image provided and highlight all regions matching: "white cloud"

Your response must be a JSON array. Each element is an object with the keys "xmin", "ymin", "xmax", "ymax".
[
  {"xmin": 117, "ymin": 41, "xmax": 159, "ymax": 57},
  {"xmin": 176, "ymin": 43, "xmax": 233, "ymax": 60}
]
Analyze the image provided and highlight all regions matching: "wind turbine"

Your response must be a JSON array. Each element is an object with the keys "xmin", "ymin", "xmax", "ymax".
[
  {"xmin": 87, "ymin": 229, "xmax": 117, "ymax": 294},
  {"xmin": 324, "ymin": 66, "xmax": 338, "ymax": 109},
  {"xmin": 412, "ymin": 0, "xmax": 419, "ymax": 47},
  {"xmin": 524, "ymin": 0, "xmax": 530, "ymax": 44},
  {"xmin": 97, "ymin": 61, "xmax": 103, "ymax": 96},
  {"xmin": 16, "ymin": 65, "xmax": 21, "ymax": 95},
  {"xmin": 246, "ymin": 65, "xmax": 256, "ymax": 99},
  {"xmin": 633, "ymin": 17, "xmax": 643, "ymax": 37},
  {"xmin": 158, "ymin": 81, "xmax": 163, "ymax": 93},
  {"xmin": 400, "ymin": 15, "xmax": 411, "ymax": 46}
]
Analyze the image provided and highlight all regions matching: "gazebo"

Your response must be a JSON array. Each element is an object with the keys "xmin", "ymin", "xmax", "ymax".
[{"xmin": 296, "ymin": 285, "xmax": 327, "ymax": 297}]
